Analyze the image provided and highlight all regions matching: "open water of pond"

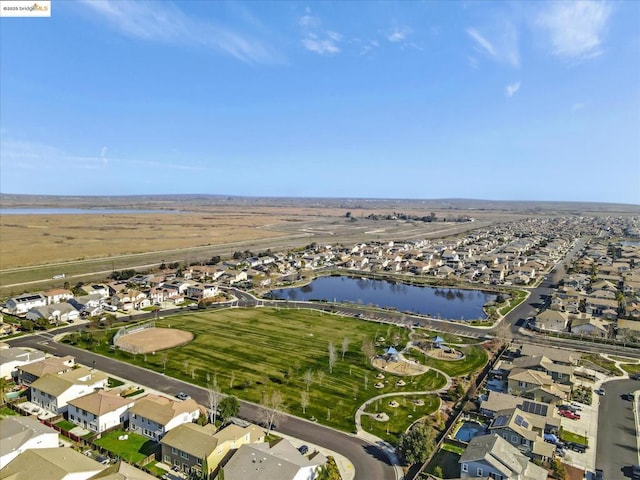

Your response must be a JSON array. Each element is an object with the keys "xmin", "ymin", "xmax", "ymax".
[{"xmin": 268, "ymin": 276, "xmax": 496, "ymax": 320}]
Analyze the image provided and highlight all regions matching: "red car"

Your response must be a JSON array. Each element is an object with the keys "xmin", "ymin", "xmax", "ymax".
[{"xmin": 559, "ymin": 410, "xmax": 581, "ymax": 420}]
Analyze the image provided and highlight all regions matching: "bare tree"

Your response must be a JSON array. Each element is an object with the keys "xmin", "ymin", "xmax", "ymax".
[
  {"xmin": 161, "ymin": 353, "xmax": 168, "ymax": 372},
  {"xmin": 304, "ymin": 369, "xmax": 314, "ymax": 391},
  {"xmin": 317, "ymin": 370, "xmax": 326, "ymax": 386},
  {"xmin": 300, "ymin": 390, "xmax": 309, "ymax": 414},
  {"xmin": 190, "ymin": 366, "xmax": 196, "ymax": 379},
  {"xmin": 207, "ymin": 382, "xmax": 221, "ymax": 425},
  {"xmin": 328, "ymin": 342, "xmax": 337, "ymax": 374},
  {"xmin": 363, "ymin": 372, "xmax": 368, "ymax": 390},
  {"xmin": 362, "ymin": 339, "xmax": 375, "ymax": 362},
  {"xmin": 341, "ymin": 337, "xmax": 351, "ymax": 360},
  {"xmin": 183, "ymin": 360, "xmax": 189, "ymax": 374},
  {"xmin": 229, "ymin": 371, "xmax": 235, "ymax": 389},
  {"xmin": 260, "ymin": 390, "xmax": 284, "ymax": 433}
]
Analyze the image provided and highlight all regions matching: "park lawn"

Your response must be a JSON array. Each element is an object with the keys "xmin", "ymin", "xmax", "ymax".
[
  {"xmin": 363, "ymin": 394, "xmax": 440, "ymax": 445},
  {"xmin": 65, "ymin": 308, "xmax": 452, "ymax": 435},
  {"xmin": 411, "ymin": 331, "xmax": 479, "ymax": 346},
  {"xmin": 622, "ymin": 363, "xmax": 640, "ymax": 375},
  {"xmin": 410, "ymin": 345, "xmax": 489, "ymax": 378},
  {"xmin": 93, "ymin": 430, "xmax": 157, "ymax": 464},
  {"xmin": 499, "ymin": 290, "xmax": 527, "ymax": 316}
]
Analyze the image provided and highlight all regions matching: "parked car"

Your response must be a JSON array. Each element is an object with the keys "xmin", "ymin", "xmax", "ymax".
[
  {"xmin": 559, "ymin": 404, "xmax": 578, "ymax": 413},
  {"xmin": 566, "ymin": 442, "xmax": 587, "ymax": 453},
  {"xmin": 595, "ymin": 469, "xmax": 603, "ymax": 480},
  {"xmin": 594, "ymin": 388, "xmax": 605, "ymax": 396},
  {"xmin": 630, "ymin": 374, "xmax": 640, "ymax": 381},
  {"xmin": 559, "ymin": 410, "xmax": 581, "ymax": 420},
  {"xmin": 632, "ymin": 464, "xmax": 640, "ymax": 480},
  {"xmin": 569, "ymin": 402, "xmax": 584, "ymax": 411},
  {"xmin": 176, "ymin": 392, "xmax": 191, "ymax": 401},
  {"xmin": 298, "ymin": 445, "xmax": 309, "ymax": 455},
  {"xmin": 621, "ymin": 393, "xmax": 634, "ymax": 401}
]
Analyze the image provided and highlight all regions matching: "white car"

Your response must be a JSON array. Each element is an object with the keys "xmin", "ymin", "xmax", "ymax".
[{"xmin": 570, "ymin": 402, "xmax": 583, "ymax": 411}]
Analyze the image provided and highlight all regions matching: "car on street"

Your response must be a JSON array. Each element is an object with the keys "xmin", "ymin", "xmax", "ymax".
[
  {"xmin": 621, "ymin": 393, "xmax": 634, "ymax": 401},
  {"xmin": 630, "ymin": 373, "xmax": 640, "ymax": 381},
  {"xmin": 594, "ymin": 388, "xmax": 605, "ymax": 396},
  {"xmin": 632, "ymin": 464, "xmax": 640, "ymax": 480},
  {"xmin": 595, "ymin": 469, "xmax": 603, "ymax": 480},
  {"xmin": 559, "ymin": 410, "xmax": 580, "ymax": 420},
  {"xmin": 176, "ymin": 392, "xmax": 191, "ymax": 401}
]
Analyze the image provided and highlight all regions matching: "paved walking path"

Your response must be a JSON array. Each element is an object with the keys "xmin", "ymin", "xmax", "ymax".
[{"xmin": 353, "ymin": 368, "xmax": 452, "ymax": 480}]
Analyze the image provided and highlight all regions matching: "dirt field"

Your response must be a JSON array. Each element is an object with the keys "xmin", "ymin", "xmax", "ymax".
[{"xmin": 114, "ymin": 327, "xmax": 193, "ymax": 354}]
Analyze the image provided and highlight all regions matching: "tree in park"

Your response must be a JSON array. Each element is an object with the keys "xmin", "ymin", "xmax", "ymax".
[
  {"xmin": 396, "ymin": 422, "xmax": 435, "ymax": 465},
  {"xmin": 361, "ymin": 339, "xmax": 375, "ymax": 362},
  {"xmin": 317, "ymin": 370, "xmax": 326, "ymax": 386},
  {"xmin": 300, "ymin": 390, "xmax": 309, "ymax": 415},
  {"xmin": 341, "ymin": 337, "xmax": 350, "ymax": 360},
  {"xmin": 328, "ymin": 342, "xmax": 337, "ymax": 374},
  {"xmin": 219, "ymin": 396, "xmax": 240, "ymax": 420},
  {"xmin": 304, "ymin": 370, "xmax": 314, "ymax": 391}
]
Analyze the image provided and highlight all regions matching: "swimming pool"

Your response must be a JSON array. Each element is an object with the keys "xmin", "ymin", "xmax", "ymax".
[{"xmin": 454, "ymin": 421, "xmax": 486, "ymax": 442}]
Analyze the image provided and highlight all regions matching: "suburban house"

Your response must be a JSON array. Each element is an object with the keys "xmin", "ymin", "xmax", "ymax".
[
  {"xmin": 6, "ymin": 293, "xmax": 47, "ymax": 315},
  {"xmin": 222, "ymin": 438, "xmax": 327, "ymax": 480},
  {"xmin": 43, "ymin": 289, "xmax": 74, "ymax": 305},
  {"xmin": 81, "ymin": 284, "xmax": 110, "ymax": 298},
  {"xmin": 531, "ymin": 310, "xmax": 567, "ymax": 332},
  {"xmin": 67, "ymin": 389, "xmax": 136, "ymax": 433},
  {"xmin": 185, "ymin": 283, "xmax": 219, "ymax": 300},
  {"xmin": 0, "ymin": 347, "xmax": 45, "ymax": 380},
  {"xmin": 507, "ymin": 369, "xmax": 569, "ymax": 403},
  {"xmin": 458, "ymin": 433, "xmax": 547, "ymax": 480},
  {"xmin": 509, "ymin": 355, "xmax": 575, "ymax": 386},
  {"xmin": 487, "ymin": 407, "xmax": 556, "ymax": 461},
  {"xmin": 68, "ymin": 294, "xmax": 105, "ymax": 316},
  {"xmin": 128, "ymin": 395, "xmax": 201, "ymax": 441},
  {"xmin": 0, "ymin": 447, "xmax": 107, "ymax": 480},
  {"xmin": 160, "ymin": 422, "xmax": 264, "ymax": 477},
  {"xmin": 18, "ymin": 355, "xmax": 76, "ymax": 386},
  {"xmin": 26, "ymin": 303, "xmax": 80, "ymax": 325},
  {"xmin": 30, "ymin": 366, "xmax": 108, "ymax": 415},
  {"xmin": 480, "ymin": 392, "xmax": 560, "ymax": 436},
  {"xmin": 570, "ymin": 316, "xmax": 610, "ymax": 337},
  {"xmin": 0, "ymin": 416, "xmax": 59, "ymax": 468},
  {"xmin": 110, "ymin": 290, "xmax": 149, "ymax": 311}
]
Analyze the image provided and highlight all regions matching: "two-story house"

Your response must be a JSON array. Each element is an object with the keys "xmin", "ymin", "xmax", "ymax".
[
  {"xmin": 0, "ymin": 348, "xmax": 45, "ymax": 380},
  {"xmin": 17, "ymin": 355, "xmax": 76, "ymax": 386},
  {"xmin": 507, "ymin": 369, "xmax": 569, "ymax": 404},
  {"xmin": 67, "ymin": 389, "xmax": 135, "ymax": 433},
  {"xmin": 6, "ymin": 293, "xmax": 47, "ymax": 315},
  {"xmin": 487, "ymin": 407, "xmax": 555, "ymax": 462},
  {"xmin": 160, "ymin": 422, "xmax": 264, "ymax": 477},
  {"xmin": 128, "ymin": 395, "xmax": 201, "ymax": 441},
  {"xmin": 459, "ymin": 433, "xmax": 547, "ymax": 480},
  {"xmin": 0, "ymin": 416, "xmax": 59, "ymax": 468},
  {"xmin": 30, "ymin": 366, "xmax": 108, "ymax": 414}
]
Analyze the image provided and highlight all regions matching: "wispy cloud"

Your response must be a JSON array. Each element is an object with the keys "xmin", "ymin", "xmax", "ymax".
[
  {"xmin": 359, "ymin": 39, "xmax": 379, "ymax": 56},
  {"xmin": 466, "ymin": 24, "xmax": 519, "ymax": 67},
  {"xmin": 536, "ymin": 0, "xmax": 612, "ymax": 59},
  {"xmin": 78, "ymin": 0, "xmax": 281, "ymax": 64},
  {"xmin": 387, "ymin": 25, "xmax": 412, "ymax": 43},
  {"xmin": 505, "ymin": 81, "xmax": 521, "ymax": 97},
  {"xmin": 298, "ymin": 11, "xmax": 342, "ymax": 55},
  {"xmin": 571, "ymin": 102, "xmax": 587, "ymax": 111}
]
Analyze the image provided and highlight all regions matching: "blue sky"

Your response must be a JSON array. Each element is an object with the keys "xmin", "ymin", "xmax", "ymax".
[{"xmin": 1, "ymin": 0, "xmax": 639, "ymax": 204}]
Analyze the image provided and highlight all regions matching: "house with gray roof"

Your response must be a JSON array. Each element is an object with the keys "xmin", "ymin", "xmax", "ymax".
[
  {"xmin": 0, "ymin": 447, "xmax": 107, "ymax": 480},
  {"xmin": 0, "ymin": 416, "xmax": 59, "ymax": 469},
  {"xmin": 0, "ymin": 348, "xmax": 45, "ymax": 380},
  {"xmin": 222, "ymin": 438, "xmax": 327, "ymax": 480},
  {"xmin": 459, "ymin": 433, "xmax": 547, "ymax": 480}
]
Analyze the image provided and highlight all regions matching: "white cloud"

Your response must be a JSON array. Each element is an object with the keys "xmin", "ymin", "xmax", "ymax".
[
  {"xmin": 572, "ymin": 102, "xmax": 586, "ymax": 111},
  {"xmin": 387, "ymin": 25, "xmax": 412, "ymax": 43},
  {"xmin": 505, "ymin": 81, "xmax": 521, "ymax": 97},
  {"xmin": 467, "ymin": 24, "xmax": 520, "ymax": 68},
  {"xmin": 298, "ymin": 11, "xmax": 342, "ymax": 55},
  {"xmin": 536, "ymin": 1, "xmax": 612, "ymax": 59},
  {"xmin": 78, "ymin": 0, "xmax": 281, "ymax": 64},
  {"xmin": 467, "ymin": 28, "xmax": 497, "ymax": 57}
]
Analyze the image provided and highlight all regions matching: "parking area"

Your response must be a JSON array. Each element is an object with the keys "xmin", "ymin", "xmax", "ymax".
[{"xmin": 560, "ymin": 393, "xmax": 600, "ymax": 473}]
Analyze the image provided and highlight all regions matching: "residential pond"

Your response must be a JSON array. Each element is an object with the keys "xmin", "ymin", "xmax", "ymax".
[{"xmin": 267, "ymin": 276, "xmax": 496, "ymax": 320}]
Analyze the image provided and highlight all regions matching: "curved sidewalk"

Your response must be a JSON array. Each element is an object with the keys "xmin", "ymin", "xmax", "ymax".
[{"xmin": 353, "ymin": 368, "xmax": 452, "ymax": 480}]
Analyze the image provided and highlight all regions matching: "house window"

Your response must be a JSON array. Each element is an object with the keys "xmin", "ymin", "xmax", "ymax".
[
  {"xmin": 182, "ymin": 463, "xmax": 188, "ymax": 471},
  {"xmin": 181, "ymin": 451, "xmax": 189, "ymax": 460},
  {"xmin": 476, "ymin": 467, "xmax": 483, "ymax": 477},
  {"xmin": 502, "ymin": 434, "xmax": 508, "ymax": 440},
  {"xmin": 164, "ymin": 455, "xmax": 170, "ymax": 463},
  {"xmin": 518, "ymin": 381, "xmax": 526, "ymax": 388},
  {"xmin": 521, "ymin": 438, "xmax": 528, "ymax": 446},
  {"xmin": 172, "ymin": 448, "xmax": 178, "ymax": 454},
  {"xmin": 511, "ymin": 435, "xmax": 518, "ymax": 443},
  {"xmin": 174, "ymin": 459, "xmax": 179, "ymax": 466},
  {"xmin": 462, "ymin": 463, "xmax": 468, "ymax": 472}
]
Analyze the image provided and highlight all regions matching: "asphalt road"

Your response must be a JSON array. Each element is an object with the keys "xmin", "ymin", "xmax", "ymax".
[
  {"xmin": 595, "ymin": 379, "xmax": 640, "ymax": 479},
  {"xmin": 6, "ymin": 330, "xmax": 396, "ymax": 480}
]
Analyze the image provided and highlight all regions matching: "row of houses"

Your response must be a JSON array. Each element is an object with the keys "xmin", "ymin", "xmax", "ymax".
[{"xmin": 455, "ymin": 344, "xmax": 587, "ymax": 479}]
